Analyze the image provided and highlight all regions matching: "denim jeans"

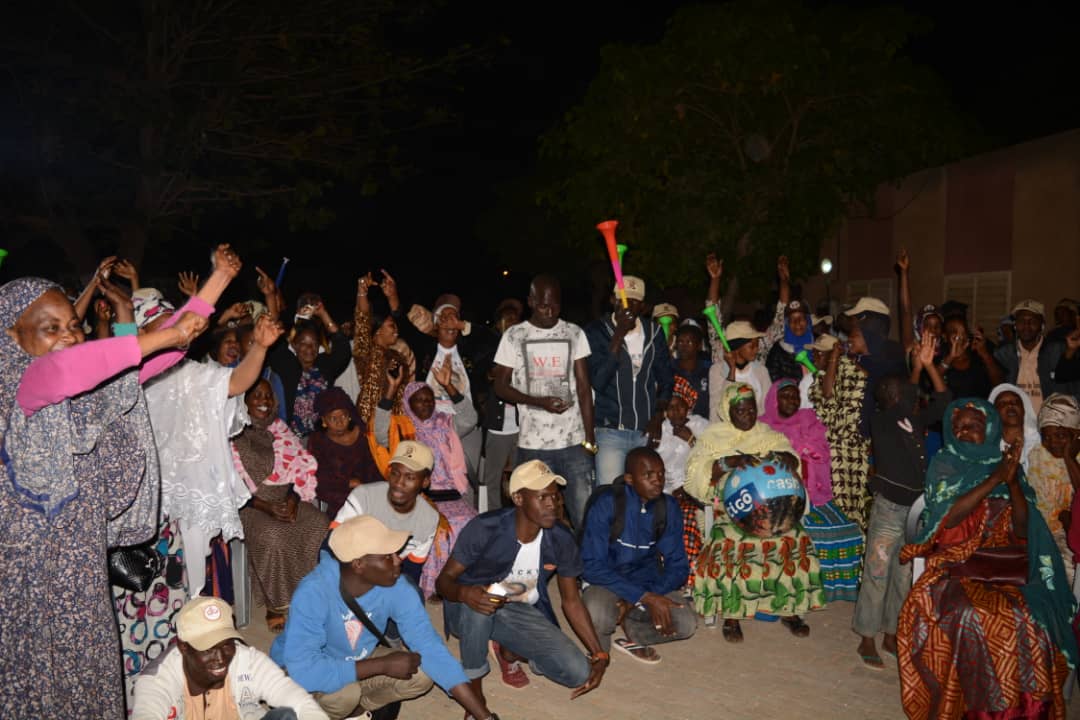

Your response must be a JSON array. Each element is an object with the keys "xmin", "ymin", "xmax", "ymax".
[
  {"xmin": 594, "ymin": 427, "xmax": 648, "ymax": 488},
  {"xmin": 444, "ymin": 600, "xmax": 591, "ymax": 688},
  {"xmin": 852, "ymin": 494, "xmax": 912, "ymax": 637},
  {"xmin": 516, "ymin": 445, "xmax": 596, "ymax": 531},
  {"xmin": 582, "ymin": 585, "xmax": 697, "ymax": 651},
  {"xmin": 262, "ymin": 710, "xmax": 298, "ymax": 720}
]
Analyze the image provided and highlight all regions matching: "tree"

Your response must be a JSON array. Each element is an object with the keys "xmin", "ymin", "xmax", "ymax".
[
  {"xmin": 531, "ymin": 0, "xmax": 975, "ymax": 303},
  {"xmin": 0, "ymin": 0, "xmax": 475, "ymax": 277}
]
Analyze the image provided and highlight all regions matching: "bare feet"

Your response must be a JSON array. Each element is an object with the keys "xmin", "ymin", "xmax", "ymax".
[{"xmin": 881, "ymin": 633, "xmax": 898, "ymax": 657}]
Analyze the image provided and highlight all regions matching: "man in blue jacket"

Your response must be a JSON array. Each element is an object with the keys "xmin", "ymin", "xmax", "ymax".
[
  {"xmin": 586, "ymin": 276, "xmax": 675, "ymax": 489},
  {"xmin": 271, "ymin": 516, "xmax": 498, "ymax": 720},
  {"xmin": 581, "ymin": 447, "xmax": 696, "ymax": 664}
]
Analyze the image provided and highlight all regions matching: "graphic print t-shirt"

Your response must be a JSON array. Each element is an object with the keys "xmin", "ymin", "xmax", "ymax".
[
  {"xmin": 497, "ymin": 530, "xmax": 543, "ymax": 605},
  {"xmin": 494, "ymin": 320, "xmax": 590, "ymax": 450}
]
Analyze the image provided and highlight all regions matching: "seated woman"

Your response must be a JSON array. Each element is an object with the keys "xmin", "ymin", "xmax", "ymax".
[
  {"xmin": 1027, "ymin": 393, "xmax": 1080, "ymax": 586},
  {"xmin": 898, "ymin": 399, "xmax": 1078, "ymax": 720},
  {"xmin": 653, "ymin": 376, "xmax": 710, "ymax": 588},
  {"xmin": 306, "ymin": 386, "xmax": 380, "ymax": 517},
  {"xmin": 382, "ymin": 378, "xmax": 477, "ymax": 600},
  {"xmin": 232, "ymin": 379, "xmax": 328, "ymax": 632},
  {"xmin": 684, "ymin": 383, "xmax": 825, "ymax": 643},
  {"xmin": 760, "ymin": 378, "xmax": 864, "ymax": 602}
]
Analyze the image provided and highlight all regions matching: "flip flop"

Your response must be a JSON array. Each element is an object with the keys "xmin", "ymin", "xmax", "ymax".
[
  {"xmin": 722, "ymin": 621, "xmax": 743, "ymax": 644},
  {"xmin": 266, "ymin": 612, "xmax": 286, "ymax": 634},
  {"xmin": 613, "ymin": 637, "xmax": 661, "ymax": 664},
  {"xmin": 860, "ymin": 653, "xmax": 885, "ymax": 671}
]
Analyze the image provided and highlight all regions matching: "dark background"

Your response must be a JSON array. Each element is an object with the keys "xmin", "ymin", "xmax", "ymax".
[{"xmin": 6, "ymin": 1, "xmax": 1079, "ymax": 326}]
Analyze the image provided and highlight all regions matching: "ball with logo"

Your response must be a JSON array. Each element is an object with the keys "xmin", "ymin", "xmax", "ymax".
[{"xmin": 721, "ymin": 455, "xmax": 805, "ymax": 537}]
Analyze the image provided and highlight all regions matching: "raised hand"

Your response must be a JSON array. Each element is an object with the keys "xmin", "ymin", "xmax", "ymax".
[
  {"xmin": 178, "ymin": 272, "xmax": 200, "ymax": 298},
  {"xmin": 432, "ymin": 355, "xmax": 454, "ymax": 389},
  {"xmin": 172, "ymin": 312, "xmax": 210, "ymax": 347},
  {"xmin": 896, "ymin": 248, "xmax": 910, "ymax": 273},
  {"xmin": 252, "ymin": 314, "xmax": 284, "ymax": 349},
  {"xmin": 916, "ymin": 336, "xmax": 937, "ymax": 369},
  {"xmin": 94, "ymin": 256, "xmax": 119, "ymax": 284},
  {"xmin": 98, "ymin": 277, "xmax": 135, "ymax": 322},
  {"xmin": 220, "ymin": 302, "xmax": 251, "ymax": 324},
  {"xmin": 211, "ymin": 244, "xmax": 242, "ymax": 279},
  {"xmin": 113, "ymin": 259, "xmax": 140, "ymax": 289},
  {"xmin": 777, "ymin": 255, "xmax": 791, "ymax": 284},
  {"xmin": 255, "ymin": 266, "xmax": 276, "ymax": 297},
  {"xmin": 705, "ymin": 253, "xmax": 723, "ymax": 280},
  {"xmin": 379, "ymin": 269, "xmax": 399, "ymax": 307},
  {"xmin": 357, "ymin": 272, "xmax": 376, "ymax": 296}
]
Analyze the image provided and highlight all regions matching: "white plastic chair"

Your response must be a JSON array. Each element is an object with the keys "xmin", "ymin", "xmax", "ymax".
[
  {"xmin": 228, "ymin": 537, "xmax": 251, "ymax": 628},
  {"xmin": 905, "ymin": 494, "xmax": 927, "ymax": 584}
]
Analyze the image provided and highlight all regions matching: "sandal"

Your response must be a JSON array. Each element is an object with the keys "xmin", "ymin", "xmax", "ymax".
[
  {"xmin": 781, "ymin": 615, "xmax": 810, "ymax": 638},
  {"xmin": 859, "ymin": 653, "xmax": 885, "ymax": 671},
  {"xmin": 613, "ymin": 637, "xmax": 661, "ymax": 664},
  {"xmin": 722, "ymin": 620, "xmax": 743, "ymax": 644}
]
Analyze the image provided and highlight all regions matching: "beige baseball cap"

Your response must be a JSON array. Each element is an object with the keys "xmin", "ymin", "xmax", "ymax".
[
  {"xmin": 508, "ymin": 459, "xmax": 567, "ymax": 495},
  {"xmin": 843, "ymin": 297, "xmax": 890, "ymax": 316},
  {"xmin": 724, "ymin": 320, "xmax": 766, "ymax": 342},
  {"xmin": 809, "ymin": 334, "xmax": 839, "ymax": 352},
  {"xmin": 652, "ymin": 302, "xmax": 678, "ymax": 320},
  {"xmin": 615, "ymin": 276, "xmax": 646, "ymax": 301},
  {"xmin": 390, "ymin": 440, "xmax": 434, "ymax": 472},
  {"xmin": 329, "ymin": 516, "xmax": 410, "ymax": 563},
  {"xmin": 1011, "ymin": 299, "xmax": 1045, "ymax": 318},
  {"xmin": 811, "ymin": 314, "xmax": 833, "ymax": 327},
  {"xmin": 175, "ymin": 597, "xmax": 244, "ymax": 652}
]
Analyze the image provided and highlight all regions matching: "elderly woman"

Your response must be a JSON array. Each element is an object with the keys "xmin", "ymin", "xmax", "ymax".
[
  {"xmin": 990, "ymin": 383, "xmax": 1041, "ymax": 470},
  {"xmin": 898, "ymin": 399, "xmax": 1077, "ymax": 719},
  {"xmin": 0, "ymin": 276, "xmax": 212, "ymax": 718},
  {"xmin": 760, "ymin": 379, "xmax": 864, "ymax": 602},
  {"xmin": 809, "ymin": 331, "xmax": 872, "ymax": 529},
  {"xmin": 381, "ymin": 379, "xmax": 477, "ymax": 599},
  {"xmin": 306, "ymin": 386, "xmax": 380, "ymax": 517},
  {"xmin": 1027, "ymin": 393, "xmax": 1080, "ymax": 586},
  {"xmin": 685, "ymin": 383, "xmax": 825, "ymax": 643},
  {"xmin": 232, "ymin": 379, "xmax": 328, "ymax": 632}
]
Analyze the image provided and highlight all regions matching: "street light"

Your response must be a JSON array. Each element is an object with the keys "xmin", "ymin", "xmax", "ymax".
[{"xmin": 820, "ymin": 258, "xmax": 833, "ymax": 313}]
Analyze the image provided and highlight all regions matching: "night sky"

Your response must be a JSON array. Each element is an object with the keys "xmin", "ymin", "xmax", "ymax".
[{"xmin": 5, "ymin": 1, "xmax": 1079, "ymax": 324}]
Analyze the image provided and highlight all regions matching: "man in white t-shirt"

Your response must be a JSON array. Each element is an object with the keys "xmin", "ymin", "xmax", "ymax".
[
  {"xmin": 708, "ymin": 321, "xmax": 771, "ymax": 419},
  {"xmin": 492, "ymin": 275, "xmax": 597, "ymax": 529},
  {"xmin": 333, "ymin": 440, "xmax": 439, "ymax": 587}
]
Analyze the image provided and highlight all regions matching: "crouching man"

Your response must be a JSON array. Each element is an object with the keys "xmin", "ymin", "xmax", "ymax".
[
  {"xmin": 271, "ymin": 516, "xmax": 499, "ymax": 720},
  {"xmin": 132, "ymin": 596, "xmax": 327, "ymax": 720}
]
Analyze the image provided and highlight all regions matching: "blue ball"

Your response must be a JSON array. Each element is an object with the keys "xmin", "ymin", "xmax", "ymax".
[{"xmin": 722, "ymin": 456, "xmax": 805, "ymax": 537}]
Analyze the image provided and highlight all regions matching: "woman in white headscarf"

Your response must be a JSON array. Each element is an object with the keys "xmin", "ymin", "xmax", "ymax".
[
  {"xmin": 989, "ymin": 383, "xmax": 1041, "ymax": 471},
  {"xmin": 1027, "ymin": 393, "xmax": 1080, "ymax": 585}
]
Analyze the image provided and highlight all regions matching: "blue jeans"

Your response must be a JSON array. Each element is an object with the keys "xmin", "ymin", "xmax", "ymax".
[
  {"xmin": 516, "ymin": 445, "xmax": 596, "ymax": 531},
  {"xmin": 263, "ymin": 709, "xmax": 298, "ymax": 720},
  {"xmin": 444, "ymin": 600, "xmax": 590, "ymax": 688},
  {"xmin": 852, "ymin": 494, "xmax": 912, "ymax": 637},
  {"xmin": 594, "ymin": 427, "xmax": 648, "ymax": 487}
]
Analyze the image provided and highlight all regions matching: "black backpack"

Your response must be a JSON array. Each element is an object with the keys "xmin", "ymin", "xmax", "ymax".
[{"xmin": 581, "ymin": 475, "xmax": 667, "ymax": 545}]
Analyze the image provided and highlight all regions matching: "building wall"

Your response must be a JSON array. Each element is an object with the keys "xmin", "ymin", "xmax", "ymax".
[{"xmin": 803, "ymin": 128, "xmax": 1080, "ymax": 334}]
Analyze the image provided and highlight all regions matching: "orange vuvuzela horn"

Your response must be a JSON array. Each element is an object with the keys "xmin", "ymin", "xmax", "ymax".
[{"xmin": 597, "ymin": 220, "xmax": 628, "ymax": 309}]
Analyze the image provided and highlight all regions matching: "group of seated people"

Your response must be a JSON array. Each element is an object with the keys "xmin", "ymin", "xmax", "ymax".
[{"xmin": 2, "ymin": 240, "xmax": 1080, "ymax": 720}]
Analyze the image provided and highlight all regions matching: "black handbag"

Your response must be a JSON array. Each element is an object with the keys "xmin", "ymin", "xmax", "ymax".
[{"xmin": 108, "ymin": 540, "xmax": 165, "ymax": 592}]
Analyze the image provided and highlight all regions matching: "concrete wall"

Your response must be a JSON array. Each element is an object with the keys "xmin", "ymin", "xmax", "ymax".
[{"xmin": 803, "ymin": 129, "xmax": 1080, "ymax": 331}]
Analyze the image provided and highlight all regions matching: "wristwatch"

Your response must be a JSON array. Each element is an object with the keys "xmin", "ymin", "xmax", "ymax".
[{"xmin": 582, "ymin": 440, "xmax": 599, "ymax": 455}]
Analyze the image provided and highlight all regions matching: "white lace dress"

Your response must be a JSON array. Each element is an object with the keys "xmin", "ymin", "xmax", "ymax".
[{"xmin": 145, "ymin": 360, "xmax": 250, "ymax": 596}]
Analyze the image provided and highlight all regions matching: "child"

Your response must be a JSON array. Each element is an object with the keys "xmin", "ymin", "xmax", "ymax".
[
  {"xmin": 853, "ymin": 339, "xmax": 950, "ymax": 669},
  {"xmin": 653, "ymin": 377, "xmax": 710, "ymax": 591}
]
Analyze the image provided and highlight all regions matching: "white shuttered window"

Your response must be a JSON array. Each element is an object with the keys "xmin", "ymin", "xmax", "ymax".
[{"xmin": 943, "ymin": 272, "xmax": 1012, "ymax": 332}]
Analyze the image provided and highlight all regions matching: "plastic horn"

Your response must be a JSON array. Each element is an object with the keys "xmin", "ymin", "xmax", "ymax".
[
  {"xmin": 702, "ymin": 304, "xmax": 731, "ymax": 352},
  {"xmin": 795, "ymin": 349, "xmax": 819, "ymax": 375},
  {"xmin": 274, "ymin": 257, "xmax": 291, "ymax": 288},
  {"xmin": 596, "ymin": 220, "xmax": 628, "ymax": 308},
  {"xmin": 0, "ymin": 249, "xmax": 7, "ymax": 269},
  {"xmin": 616, "ymin": 243, "xmax": 628, "ymax": 267},
  {"xmin": 658, "ymin": 314, "xmax": 673, "ymax": 340}
]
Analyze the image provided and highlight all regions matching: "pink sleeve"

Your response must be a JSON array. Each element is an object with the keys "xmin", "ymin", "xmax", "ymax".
[
  {"xmin": 17, "ymin": 336, "xmax": 142, "ymax": 416},
  {"xmin": 137, "ymin": 297, "xmax": 216, "ymax": 383}
]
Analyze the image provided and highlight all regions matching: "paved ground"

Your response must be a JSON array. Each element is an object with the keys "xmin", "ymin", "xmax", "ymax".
[{"xmin": 243, "ymin": 593, "xmax": 1080, "ymax": 720}]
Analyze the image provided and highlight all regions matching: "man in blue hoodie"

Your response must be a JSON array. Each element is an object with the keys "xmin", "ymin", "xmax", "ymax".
[
  {"xmin": 586, "ymin": 275, "xmax": 674, "ymax": 490},
  {"xmin": 581, "ymin": 447, "xmax": 696, "ymax": 664},
  {"xmin": 271, "ymin": 516, "xmax": 498, "ymax": 720}
]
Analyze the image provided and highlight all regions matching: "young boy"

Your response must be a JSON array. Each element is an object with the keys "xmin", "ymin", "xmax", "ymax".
[{"xmin": 853, "ymin": 339, "xmax": 950, "ymax": 668}]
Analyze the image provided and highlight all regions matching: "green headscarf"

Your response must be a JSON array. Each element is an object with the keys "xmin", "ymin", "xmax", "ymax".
[{"xmin": 914, "ymin": 397, "xmax": 1078, "ymax": 667}]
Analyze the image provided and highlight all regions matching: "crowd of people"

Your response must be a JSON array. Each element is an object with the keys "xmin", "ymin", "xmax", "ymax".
[{"xmin": 1, "ymin": 243, "xmax": 1080, "ymax": 719}]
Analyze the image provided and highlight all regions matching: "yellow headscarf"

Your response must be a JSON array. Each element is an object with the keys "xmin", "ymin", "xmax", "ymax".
[{"xmin": 683, "ymin": 383, "xmax": 794, "ymax": 502}]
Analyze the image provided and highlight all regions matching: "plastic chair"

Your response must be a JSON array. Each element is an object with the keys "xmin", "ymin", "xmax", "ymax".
[
  {"xmin": 228, "ymin": 537, "xmax": 251, "ymax": 628},
  {"xmin": 905, "ymin": 494, "xmax": 926, "ymax": 584}
]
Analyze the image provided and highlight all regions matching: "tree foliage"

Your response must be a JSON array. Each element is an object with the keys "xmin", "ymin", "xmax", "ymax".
[
  {"xmin": 533, "ymin": 0, "xmax": 975, "ymax": 301},
  {"xmin": 0, "ymin": 0, "xmax": 474, "ymax": 275}
]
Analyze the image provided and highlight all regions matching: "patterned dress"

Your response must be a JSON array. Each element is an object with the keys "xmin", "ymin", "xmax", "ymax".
[{"xmin": 809, "ymin": 356, "xmax": 871, "ymax": 529}]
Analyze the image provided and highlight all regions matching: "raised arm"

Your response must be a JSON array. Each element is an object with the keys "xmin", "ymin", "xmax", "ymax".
[
  {"xmin": 897, "ymin": 249, "xmax": 914, "ymax": 352},
  {"xmin": 228, "ymin": 315, "xmax": 284, "ymax": 397}
]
